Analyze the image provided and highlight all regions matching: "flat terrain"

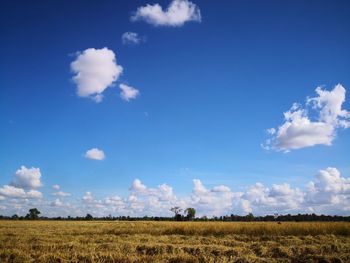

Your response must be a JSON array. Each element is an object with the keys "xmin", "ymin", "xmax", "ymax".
[{"xmin": 0, "ymin": 221, "xmax": 349, "ymax": 262}]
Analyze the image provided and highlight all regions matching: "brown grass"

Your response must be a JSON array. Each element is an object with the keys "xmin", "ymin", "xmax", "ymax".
[{"xmin": 0, "ymin": 221, "xmax": 349, "ymax": 262}]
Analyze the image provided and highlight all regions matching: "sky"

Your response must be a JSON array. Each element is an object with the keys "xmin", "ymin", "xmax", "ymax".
[{"xmin": 1, "ymin": 0, "xmax": 350, "ymax": 217}]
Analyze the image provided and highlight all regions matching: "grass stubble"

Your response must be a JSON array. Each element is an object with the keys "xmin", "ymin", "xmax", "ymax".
[{"xmin": 0, "ymin": 221, "xmax": 349, "ymax": 262}]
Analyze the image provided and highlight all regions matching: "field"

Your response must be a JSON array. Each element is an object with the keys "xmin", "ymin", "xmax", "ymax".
[{"xmin": 0, "ymin": 221, "xmax": 349, "ymax": 263}]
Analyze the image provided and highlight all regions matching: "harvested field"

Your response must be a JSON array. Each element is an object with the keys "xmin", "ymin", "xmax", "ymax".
[{"xmin": 0, "ymin": 221, "xmax": 349, "ymax": 262}]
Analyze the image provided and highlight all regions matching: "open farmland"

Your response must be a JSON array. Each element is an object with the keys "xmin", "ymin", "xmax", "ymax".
[{"xmin": 0, "ymin": 221, "xmax": 349, "ymax": 262}]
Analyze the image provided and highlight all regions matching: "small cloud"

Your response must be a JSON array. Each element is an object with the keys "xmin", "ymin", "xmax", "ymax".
[
  {"xmin": 84, "ymin": 148, "xmax": 105, "ymax": 161},
  {"xmin": 119, "ymin": 83, "xmax": 140, "ymax": 101},
  {"xmin": 131, "ymin": 0, "xmax": 201, "ymax": 27},
  {"xmin": 52, "ymin": 184, "xmax": 60, "ymax": 190},
  {"xmin": 122, "ymin": 32, "xmax": 143, "ymax": 45},
  {"xmin": 70, "ymin": 48, "xmax": 123, "ymax": 102}
]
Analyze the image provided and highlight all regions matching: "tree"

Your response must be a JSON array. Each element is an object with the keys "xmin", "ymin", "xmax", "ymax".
[
  {"xmin": 85, "ymin": 213, "xmax": 93, "ymax": 220},
  {"xmin": 185, "ymin": 208, "xmax": 196, "ymax": 221},
  {"xmin": 170, "ymin": 206, "xmax": 182, "ymax": 221},
  {"xmin": 25, "ymin": 208, "xmax": 41, "ymax": 220},
  {"xmin": 11, "ymin": 214, "xmax": 19, "ymax": 220},
  {"xmin": 246, "ymin": 212, "xmax": 254, "ymax": 221}
]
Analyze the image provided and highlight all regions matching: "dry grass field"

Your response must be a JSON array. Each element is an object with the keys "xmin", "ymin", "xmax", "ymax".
[{"xmin": 0, "ymin": 221, "xmax": 349, "ymax": 263}]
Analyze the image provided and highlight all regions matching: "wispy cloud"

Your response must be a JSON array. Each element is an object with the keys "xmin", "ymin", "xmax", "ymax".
[
  {"xmin": 119, "ymin": 84, "xmax": 140, "ymax": 101},
  {"xmin": 122, "ymin": 32, "xmax": 143, "ymax": 45}
]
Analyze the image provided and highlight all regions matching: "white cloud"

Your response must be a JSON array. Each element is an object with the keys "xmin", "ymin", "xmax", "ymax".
[
  {"xmin": 82, "ymin": 191, "xmax": 94, "ymax": 203},
  {"xmin": 122, "ymin": 32, "xmax": 142, "ymax": 45},
  {"xmin": 130, "ymin": 179, "xmax": 148, "ymax": 193},
  {"xmin": 82, "ymin": 191, "xmax": 105, "ymax": 211},
  {"xmin": 52, "ymin": 191, "xmax": 71, "ymax": 197},
  {"xmin": 84, "ymin": 148, "xmax": 105, "ymax": 161},
  {"xmin": 131, "ymin": 0, "xmax": 201, "ymax": 27},
  {"xmin": 104, "ymin": 195, "xmax": 124, "ymax": 207},
  {"xmin": 51, "ymin": 199, "xmax": 63, "ymax": 207},
  {"xmin": 2, "ymin": 166, "xmax": 350, "ymax": 217},
  {"xmin": 308, "ymin": 85, "xmax": 350, "ymax": 128},
  {"xmin": 305, "ymin": 167, "xmax": 350, "ymax": 213},
  {"xmin": 126, "ymin": 179, "xmax": 179, "ymax": 216},
  {"xmin": 11, "ymin": 166, "xmax": 42, "ymax": 189},
  {"xmin": 0, "ymin": 185, "xmax": 42, "ymax": 199},
  {"xmin": 121, "ymin": 168, "xmax": 350, "ymax": 216},
  {"xmin": 52, "ymin": 184, "xmax": 60, "ymax": 190},
  {"xmin": 26, "ymin": 190, "xmax": 43, "ymax": 199},
  {"xmin": 240, "ymin": 199, "xmax": 252, "ymax": 214},
  {"xmin": 264, "ymin": 84, "xmax": 350, "ymax": 152},
  {"xmin": 189, "ymin": 179, "xmax": 235, "ymax": 216},
  {"xmin": 71, "ymin": 48, "xmax": 123, "ymax": 102},
  {"xmin": 119, "ymin": 83, "xmax": 140, "ymax": 101},
  {"xmin": 315, "ymin": 167, "xmax": 350, "ymax": 193},
  {"xmin": 241, "ymin": 182, "xmax": 304, "ymax": 213},
  {"xmin": 0, "ymin": 185, "xmax": 26, "ymax": 198},
  {"xmin": 212, "ymin": 185, "xmax": 231, "ymax": 193}
]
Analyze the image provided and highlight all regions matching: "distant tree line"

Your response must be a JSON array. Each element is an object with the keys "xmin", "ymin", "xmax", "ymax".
[{"xmin": 1, "ymin": 208, "xmax": 350, "ymax": 222}]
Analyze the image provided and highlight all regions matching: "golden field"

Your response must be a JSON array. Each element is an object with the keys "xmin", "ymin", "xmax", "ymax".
[{"xmin": 0, "ymin": 221, "xmax": 349, "ymax": 262}]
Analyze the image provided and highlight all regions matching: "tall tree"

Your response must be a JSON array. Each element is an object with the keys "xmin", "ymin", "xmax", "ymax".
[
  {"xmin": 185, "ymin": 208, "xmax": 196, "ymax": 221},
  {"xmin": 85, "ymin": 214, "xmax": 93, "ymax": 220},
  {"xmin": 170, "ymin": 206, "xmax": 182, "ymax": 221},
  {"xmin": 25, "ymin": 208, "xmax": 41, "ymax": 220}
]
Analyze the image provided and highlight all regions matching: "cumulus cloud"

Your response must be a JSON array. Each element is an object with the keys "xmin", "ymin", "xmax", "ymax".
[
  {"xmin": 0, "ymin": 185, "xmax": 42, "ymax": 199},
  {"xmin": 11, "ymin": 166, "xmax": 42, "ymax": 189},
  {"xmin": 84, "ymin": 167, "xmax": 350, "ymax": 216},
  {"xmin": 70, "ymin": 48, "xmax": 123, "ymax": 102},
  {"xmin": 305, "ymin": 167, "xmax": 350, "ymax": 212},
  {"xmin": 122, "ymin": 32, "xmax": 142, "ymax": 45},
  {"xmin": 241, "ymin": 182, "xmax": 305, "ymax": 214},
  {"xmin": 0, "ymin": 185, "xmax": 26, "ymax": 198},
  {"xmin": 51, "ymin": 184, "xmax": 70, "ymax": 197},
  {"xmin": 126, "ymin": 179, "xmax": 179, "ymax": 216},
  {"xmin": 2, "ymin": 167, "xmax": 350, "ymax": 217},
  {"xmin": 119, "ymin": 83, "xmax": 140, "ymax": 101},
  {"xmin": 130, "ymin": 179, "xmax": 148, "ymax": 193},
  {"xmin": 84, "ymin": 148, "xmax": 105, "ymax": 160},
  {"xmin": 131, "ymin": 0, "xmax": 201, "ymax": 27},
  {"xmin": 82, "ymin": 191, "xmax": 94, "ymax": 203},
  {"xmin": 26, "ymin": 190, "xmax": 43, "ymax": 199},
  {"xmin": 51, "ymin": 199, "xmax": 63, "ymax": 207},
  {"xmin": 189, "ymin": 179, "xmax": 236, "ymax": 216},
  {"xmin": 264, "ymin": 84, "xmax": 350, "ymax": 152}
]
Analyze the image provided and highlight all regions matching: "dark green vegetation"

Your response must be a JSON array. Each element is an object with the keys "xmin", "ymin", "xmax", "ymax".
[
  {"xmin": 0, "ymin": 221, "xmax": 349, "ymax": 262},
  {"xmin": 2, "ymin": 208, "xmax": 350, "ymax": 222}
]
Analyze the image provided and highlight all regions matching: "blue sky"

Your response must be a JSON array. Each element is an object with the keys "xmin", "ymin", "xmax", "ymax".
[{"xmin": 1, "ymin": 0, "xmax": 350, "ymax": 217}]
